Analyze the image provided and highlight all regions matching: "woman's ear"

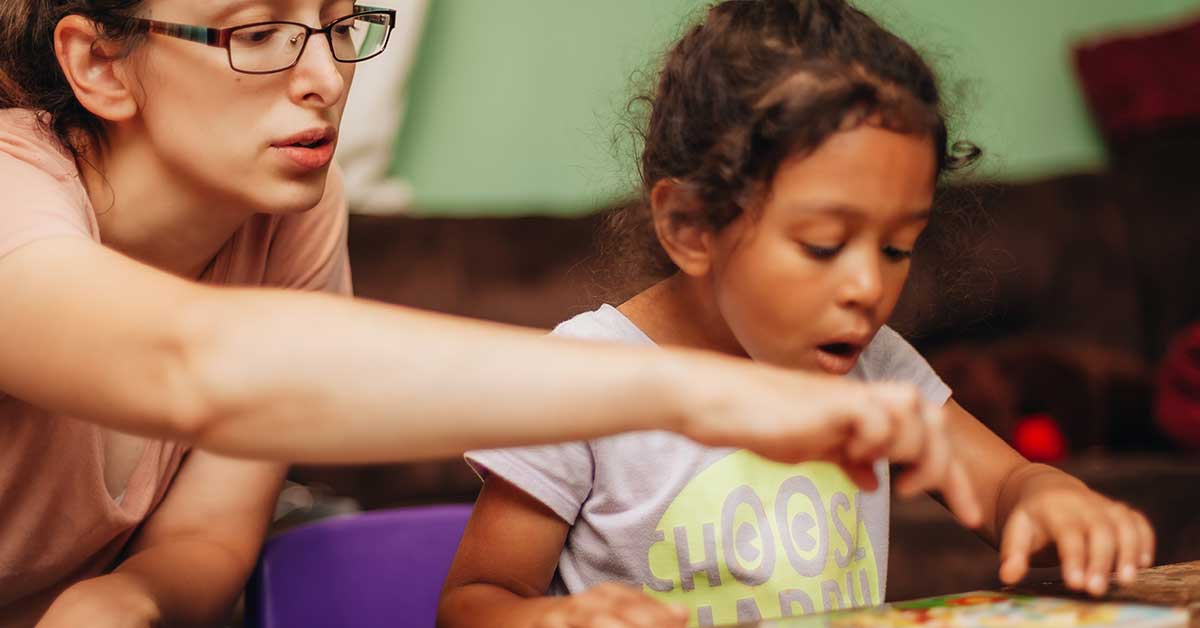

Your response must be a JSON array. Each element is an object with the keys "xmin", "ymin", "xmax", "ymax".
[
  {"xmin": 650, "ymin": 179, "xmax": 715, "ymax": 277},
  {"xmin": 54, "ymin": 15, "xmax": 139, "ymax": 124}
]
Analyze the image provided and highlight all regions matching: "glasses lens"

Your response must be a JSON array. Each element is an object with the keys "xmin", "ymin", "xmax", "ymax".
[
  {"xmin": 229, "ymin": 22, "xmax": 309, "ymax": 73},
  {"xmin": 329, "ymin": 12, "xmax": 392, "ymax": 61}
]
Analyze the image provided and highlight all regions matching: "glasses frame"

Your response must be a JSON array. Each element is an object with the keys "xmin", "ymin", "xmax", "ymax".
[{"xmin": 129, "ymin": 5, "xmax": 397, "ymax": 75}]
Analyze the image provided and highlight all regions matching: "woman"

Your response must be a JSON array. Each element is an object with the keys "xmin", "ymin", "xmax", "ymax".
[{"xmin": 0, "ymin": 1, "xmax": 977, "ymax": 625}]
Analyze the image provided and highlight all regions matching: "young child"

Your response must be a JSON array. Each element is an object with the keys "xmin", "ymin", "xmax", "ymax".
[{"xmin": 438, "ymin": 1, "xmax": 1156, "ymax": 626}]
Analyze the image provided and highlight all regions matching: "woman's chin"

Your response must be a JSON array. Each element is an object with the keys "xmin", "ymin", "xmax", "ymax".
[{"xmin": 251, "ymin": 175, "xmax": 330, "ymax": 215}]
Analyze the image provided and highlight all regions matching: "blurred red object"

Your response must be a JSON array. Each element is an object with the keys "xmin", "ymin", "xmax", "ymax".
[
  {"xmin": 1074, "ymin": 15, "xmax": 1200, "ymax": 142},
  {"xmin": 1156, "ymin": 324, "xmax": 1200, "ymax": 449},
  {"xmin": 1013, "ymin": 413, "xmax": 1068, "ymax": 462}
]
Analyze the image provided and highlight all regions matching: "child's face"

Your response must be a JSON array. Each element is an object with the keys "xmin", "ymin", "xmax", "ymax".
[{"xmin": 707, "ymin": 126, "xmax": 936, "ymax": 375}]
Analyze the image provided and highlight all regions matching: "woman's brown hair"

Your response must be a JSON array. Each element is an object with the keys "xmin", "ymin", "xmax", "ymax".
[{"xmin": 0, "ymin": 1, "xmax": 146, "ymax": 156}]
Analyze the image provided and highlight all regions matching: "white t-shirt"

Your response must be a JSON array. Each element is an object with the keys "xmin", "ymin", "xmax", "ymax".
[{"xmin": 467, "ymin": 305, "xmax": 951, "ymax": 627}]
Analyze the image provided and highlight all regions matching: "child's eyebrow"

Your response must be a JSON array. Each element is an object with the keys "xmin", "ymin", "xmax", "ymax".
[{"xmin": 789, "ymin": 203, "xmax": 932, "ymax": 223}]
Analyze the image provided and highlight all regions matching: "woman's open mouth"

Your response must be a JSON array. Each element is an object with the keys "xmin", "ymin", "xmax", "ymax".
[{"xmin": 272, "ymin": 128, "xmax": 337, "ymax": 171}]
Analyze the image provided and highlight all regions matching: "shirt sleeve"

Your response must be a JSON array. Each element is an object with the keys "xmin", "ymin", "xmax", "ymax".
[
  {"xmin": 262, "ymin": 164, "xmax": 353, "ymax": 296},
  {"xmin": 0, "ymin": 138, "xmax": 93, "ymax": 261},
  {"xmin": 465, "ymin": 441, "xmax": 596, "ymax": 525},
  {"xmin": 860, "ymin": 325, "xmax": 952, "ymax": 406}
]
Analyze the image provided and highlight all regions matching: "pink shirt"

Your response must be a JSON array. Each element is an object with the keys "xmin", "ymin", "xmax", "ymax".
[{"xmin": 0, "ymin": 109, "xmax": 352, "ymax": 625}]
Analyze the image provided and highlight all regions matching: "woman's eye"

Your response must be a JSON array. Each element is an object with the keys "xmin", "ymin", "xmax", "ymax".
[
  {"xmin": 883, "ymin": 245, "xmax": 913, "ymax": 262},
  {"xmin": 234, "ymin": 26, "xmax": 279, "ymax": 44},
  {"xmin": 802, "ymin": 243, "xmax": 844, "ymax": 260}
]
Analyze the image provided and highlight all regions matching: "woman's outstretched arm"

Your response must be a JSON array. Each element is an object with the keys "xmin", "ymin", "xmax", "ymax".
[{"xmin": 0, "ymin": 236, "xmax": 980, "ymax": 524}]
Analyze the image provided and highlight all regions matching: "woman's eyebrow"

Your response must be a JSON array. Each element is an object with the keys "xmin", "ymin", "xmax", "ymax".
[{"xmin": 208, "ymin": 0, "xmax": 267, "ymax": 24}]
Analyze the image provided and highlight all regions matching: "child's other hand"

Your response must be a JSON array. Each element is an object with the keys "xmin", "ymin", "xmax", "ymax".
[
  {"xmin": 998, "ymin": 470, "xmax": 1155, "ymax": 596},
  {"xmin": 681, "ymin": 361, "xmax": 982, "ymax": 528},
  {"xmin": 534, "ymin": 583, "xmax": 688, "ymax": 628}
]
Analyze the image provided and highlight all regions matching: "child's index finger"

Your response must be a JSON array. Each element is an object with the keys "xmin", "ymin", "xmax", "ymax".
[{"xmin": 999, "ymin": 509, "xmax": 1036, "ymax": 584}]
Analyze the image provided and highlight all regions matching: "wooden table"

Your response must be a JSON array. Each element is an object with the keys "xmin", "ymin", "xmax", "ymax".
[
  {"xmin": 1008, "ymin": 560, "xmax": 1200, "ymax": 627},
  {"xmin": 724, "ymin": 561, "xmax": 1200, "ymax": 627}
]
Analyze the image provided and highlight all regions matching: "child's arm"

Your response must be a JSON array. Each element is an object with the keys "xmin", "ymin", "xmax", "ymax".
[
  {"xmin": 36, "ymin": 452, "xmax": 284, "ymax": 627},
  {"xmin": 942, "ymin": 399, "xmax": 1155, "ymax": 596},
  {"xmin": 439, "ymin": 476, "xmax": 688, "ymax": 628}
]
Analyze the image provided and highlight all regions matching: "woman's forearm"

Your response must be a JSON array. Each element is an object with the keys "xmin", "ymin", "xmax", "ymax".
[
  {"xmin": 113, "ymin": 538, "xmax": 255, "ymax": 627},
  {"xmin": 5, "ymin": 241, "xmax": 964, "ymax": 473},
  {"xmin": 39, "ymin": 538, "xmax": 253, "ymax": 628},
  {"xmin": 183, "ymin": 287, "xmax": 689, "ymax": 463},
  {"xmin": 0, "ymin": 240, "xmax": 683, "ymax": 463}
]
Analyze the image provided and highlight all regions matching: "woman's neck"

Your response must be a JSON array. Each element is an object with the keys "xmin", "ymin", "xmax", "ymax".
[
  {"xmin": 618, "ymin": 274, "xmax": 748, "ymax": 359},
  {"xmin": 78, "ymin": 138, "xmax": 252, "ymax": 280}
]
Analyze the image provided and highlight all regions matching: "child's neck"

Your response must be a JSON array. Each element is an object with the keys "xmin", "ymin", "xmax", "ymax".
[{"xmin": 618, "ymin": 274, "xmax": 749, "ymax": 359}]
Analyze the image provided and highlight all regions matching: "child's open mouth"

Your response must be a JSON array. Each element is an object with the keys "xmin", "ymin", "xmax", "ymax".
[
  {"xmin": 815, "ymin": 342, "xmax": 863, "ymax": 374},
  {"xmin": 819, "ymin": 342, "xmax": 857, "ymax": 356}
]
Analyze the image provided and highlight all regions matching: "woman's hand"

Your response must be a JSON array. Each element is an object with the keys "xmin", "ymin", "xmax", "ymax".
[
  {"xmin": 36, "ymin": 575, "xmax": 161, "ymax": 628},
  {"xmin": 534, "ymin": 584, "xmax": 687, "ymax": 628},
  {"xmin": 677, "ymin": 358, "xmax": 983, "ymax": 528},
  {"xmin": 997, "ymin": 466, "xmax": 1155, "ymax": 596}
]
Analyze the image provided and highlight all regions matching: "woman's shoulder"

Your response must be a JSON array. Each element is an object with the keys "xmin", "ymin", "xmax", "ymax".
[
  {"xmin": 0, "ymin": 109, "xmax": 78, "ymax": 181},
  {"xmin": 0, "ymin": 109, "xmax": 97, "ymax": 258}
]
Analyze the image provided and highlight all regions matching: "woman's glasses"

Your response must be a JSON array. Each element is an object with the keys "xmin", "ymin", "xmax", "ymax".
[{"xmin": 129, "ymin": 5, "xmax": 397, "ymax": 75}]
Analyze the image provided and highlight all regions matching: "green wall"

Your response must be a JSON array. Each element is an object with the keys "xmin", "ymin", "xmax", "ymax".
[{"xmin": 391, "ymin": 0, "xmax": 1200, "ymax": 216}]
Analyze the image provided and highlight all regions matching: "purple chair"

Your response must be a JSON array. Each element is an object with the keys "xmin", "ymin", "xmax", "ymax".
[{"xmin": 245, "ymin": 504, "xmax": 473, "ymax": 628}]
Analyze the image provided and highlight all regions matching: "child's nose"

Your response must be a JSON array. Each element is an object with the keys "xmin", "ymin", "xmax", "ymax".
[{"xmin": 838, "ymin": 253, "xmax": 885, "ymax": 310}]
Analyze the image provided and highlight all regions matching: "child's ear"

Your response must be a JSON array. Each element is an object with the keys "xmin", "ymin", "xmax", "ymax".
[
  {"xmin": 54, "ymin": 15, "xmax": 139, "ymax": 125},
  {"xmin": 650, "ymin": 179, "xmax": 715, "ymax": 277}
]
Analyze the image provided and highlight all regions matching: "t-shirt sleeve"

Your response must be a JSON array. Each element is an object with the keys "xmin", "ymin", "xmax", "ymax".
[
  {"xmin": 0, "ymin": 134, "xmax": 93, "ymax": 261},
  {"xmin": 263, "ymin": 164, "xmax": 353, "ymax": 296},
  {"xmin": 465, "ymin": 441, "xmax": 595, "ymax": 526},
  {"xmin": 860, "ymin": 325, "xmax": 952, "ymax": 406}
]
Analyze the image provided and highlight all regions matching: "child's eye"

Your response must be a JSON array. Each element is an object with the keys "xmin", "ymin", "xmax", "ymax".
[
  {"xmin": 802, "ymin": 243, "xmax": 844, "ymax": 260},
  {"xmin": 883, "ymin": 245, "xmax": 913, "ymax": 262}
]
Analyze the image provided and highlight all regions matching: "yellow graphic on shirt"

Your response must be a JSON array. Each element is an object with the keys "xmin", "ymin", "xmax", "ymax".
[{"xmin": 643, "ymin": 452, "xmax": 880, "ymax": 627}]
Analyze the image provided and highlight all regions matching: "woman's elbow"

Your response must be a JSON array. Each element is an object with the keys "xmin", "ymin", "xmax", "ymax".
[{"xmin": 161, "ymin": 290, "xmax": 244, "ymax": 445}]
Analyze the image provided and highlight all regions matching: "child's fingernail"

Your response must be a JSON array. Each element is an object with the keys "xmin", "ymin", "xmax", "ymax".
[
  {"xmin": 1069, "ymin": 569, "xmax": 1085, "ymax": 587},
  {"xmin": 1089, "ymin": 574, "xmax": 1107, "ymax": 594},
  {"xmin": 1121, "ymin": 564, "xmax": 1136, "ymax": 582},
  {"xmin": 1141, "ymin": 553, "xmax": 1153, "ymax": 567}
]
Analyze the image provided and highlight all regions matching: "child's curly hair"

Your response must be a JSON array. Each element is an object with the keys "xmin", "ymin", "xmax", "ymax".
[{"xmin": 608, "ymin": 0, "xmax": 980, "ymax": 280}]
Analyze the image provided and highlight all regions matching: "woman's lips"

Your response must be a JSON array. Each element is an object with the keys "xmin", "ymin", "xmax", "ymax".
[
  {"xmin": 273, "ymin": 141, "xmax": 335, "ymax": 170},
  {"xmin": 271, "ymin": 127, "xmax": 337, "ymax": 171}
]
